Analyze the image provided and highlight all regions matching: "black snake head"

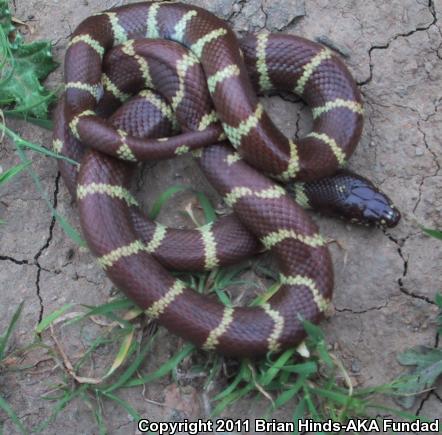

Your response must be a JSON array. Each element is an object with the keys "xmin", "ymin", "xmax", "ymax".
[
  {"xmin": 338, "ymin": 171, "xmax": 401, "ymax": 228},
  {"xmin": 292, "ymin": 170, "xmax": 401, "ymax": 228}
]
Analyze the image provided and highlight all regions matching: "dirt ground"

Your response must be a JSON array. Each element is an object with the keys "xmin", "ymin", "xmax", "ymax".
[{"xmin": 1, "ymin": 0, "xmax": 441, "ymax": 433}]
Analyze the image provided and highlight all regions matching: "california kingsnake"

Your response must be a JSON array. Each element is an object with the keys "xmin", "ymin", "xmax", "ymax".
[{"xmin": 53, "ymin": 1, "xmax": 400, "ymax": 357}]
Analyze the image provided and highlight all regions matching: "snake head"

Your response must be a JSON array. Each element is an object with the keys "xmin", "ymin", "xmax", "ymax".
[
  {"xmin": 293, "ymin": 170, "xmax": 401, "ymax": 228},
  {"xmin": 328, "ymin": 171, "xmax": 401, "ymax": 228}
]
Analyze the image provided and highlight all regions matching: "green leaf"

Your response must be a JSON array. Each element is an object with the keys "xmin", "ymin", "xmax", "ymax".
[
  {"xmin": 214, "ymin": 287, "xmax": 232, "ymax": 306},
  {"xmin": 4, "ymin": 111, "xmax": 53, "ymax": 129},
  {"xmin": 395, "ymin": 345, "xmax": 442, "ymax": 408},
  {"xmin": 148, "ymin": 185, "xmax": 188, "ymax": 220},
  {"xmin": 0, "ymin": 1, "xmax": 16, "ymax": 42},
  {"xmin": 103, "ymin": 335, "xmax": 154, "ymax": 393},
  {"xmin": 124, "ymin": 343, "xmax": 194, "ymax": 387},
  {"xmin": 310, "ymin": 386, "xmax": 354, "ymax": 406},
  {"xmin": 1, "ymin": 122, "xmax": 78, "ymax": 173},
  {"xmin": 53, "ymin": 211, "xmax": 86, "ymax": 247},
  {"xmin": 80, "ymin": 299, "xmax": 136, "ymax": 320},
  {"xmin": 35, "ymin": 303, "xmax": 74, "ymax": 334},
  {"xmin": 34, "ymin": 385, "xmax": 88, "ymax": 433},
  {"xmin": 302, "ymin": 319, "xmax": 325, "ymax": 343},
  {"xmin": 195, "ymin": 191, "xmax": 216, "ymax": 224},
  {"xmin": 213, "ymin": 363, "xmax": 249, "ymax": 401},
  {"xmin": 0, "ymin": 395, "xmax": 26, "ymax": 434},
  {"xmin": 422, "ymin": 227, "xmax": 442, "ymax": 240},
  {"xmin": 273, "ymin": 375, "xmax": 307, "ymax": 408},
  {"xmin": 0, "ymin": 161, "xmax": 30, "ymax": 186},
  {"xmin": 436, "ymin": 293, "xmax": 442, "ymax": 309},
  {"xmin": 10, "ymin": 141, "xmax": 85, "ymax": 246},
  {"xmin": 211, "ymin": 383, "xmax": 254, "ymax": 417},
  {"xmin": 292, "ymin": 397, "xmax": 306, "ymax": 435},
  {"xmin": 0, "ymin": 301, "xmax": 24, "ymax": 360},
  {"xmin": 281, "ymin": 361, "xmax": 318, "ymax": 375},
  {"xmin": 259, "ymin": 348, "xmax": 296, "ymax": 386},
  {"xmin": 101, "ymin": 328, "xmax": 136, "ymax": 380},
  {"xmin": 2, "ymin": 124, "xmax": 78, "ymax": 165},
  {"xmin": 101, "ymin": 391, "xmax": 141, "ymax": 421},
  {"xmin": 0, "ymin": 1, "xmax": 58, "ymax": 118}
]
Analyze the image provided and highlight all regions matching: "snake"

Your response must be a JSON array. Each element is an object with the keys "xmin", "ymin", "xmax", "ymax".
[{"xmin": 53, "ymin": 1, "xmax": 401, "ymax": 357}]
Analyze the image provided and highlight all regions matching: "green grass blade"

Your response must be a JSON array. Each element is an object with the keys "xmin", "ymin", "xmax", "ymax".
[
  {"xmin": 4, "ymin": 113, "xmax": 53, "ymax": 130},
  {"xmin": 16, "ymin": 136, "xmax": 76, "ymax": 163},
  {"xmin": 302, "ymin": 319, "xmax": 325, "ymax": 343},
  {"xmin": 309, "ymin": 387, "xmax": 352, "ymax": 406},
  {"xmin": 281, "ymin": 361, "xmax": 318, "ymax": 375},
  {"xmin": 80, "ymin": 299, "xmax": 136, "ymax": 319},
  {"xmin": 292, "ymin": 397, "xmax": 306, "ymax": 435},
  {"xmin": 35, "ymin": 303, "xmax": 74, "ymax": 334},
  {"xmin": 250, "ymin": 282, "xmax": 282, "ymax": 306},
  {"xmin": 0, "ymin": 161, "xmax": 30, "ymax": 186},
  {"xmin": 422, "ymin": 227, "xmax": 442, "ymax": 240},
  {"xmin": 211, "ymin": 383, "xmax": 254, "ymax": 416},
  {"xmin": 101, "ymin": 328, "xmax": 136, "ymax": 380},
  {"xmin": 91, "ymin": 391, "xmax": 107, "ymax": 435},
  {"xmin": 0, "ymin": 301, "xmax": 24, "ymax": 360},
  {"xmin": 259, "ymin": 348, "xmax": 296, "ymax": 386},
  {"xmin": 273, "ymin": 375, "xmax": 307, "ymax": 408},
  {"xmin": 214, "ymin": 287, "xmax": 232, "ymax": 306},
  {"xmin": 303, "ymin": 387, "xmax": 323, "ymax": 429},
  {"xmin": 195, "ymin": 191, "xmax": 216, "ymax": 224},
  {"xmin": 148, "ymin": 185, "xmax": 188, "ymax": 220},
  {"xmin": 103, "ymin": 335, "xmax": 155, "ymax": 393},
  {"xmin": 124, "ymin": 343, "xmax": 195, "ymax": 387},
  {"xmin": 34, "ymin": 385, "xmax": 88, "ymax": 433},
  {"xmin": 101, "ymin": 391, "xmax": 141, "ymax": 421},
  {"xmin": 10, "ymin": 143, "xmax": 85, "ymax": 246},
  {"xmin": 54, "ymin": 212, "xmax": 86, "ymax": 247},
  {"xmin": 79, "ymin": 391, "xmax": 105, "ymax": 435},
  {"xmin": 212, "ymin": 363, "xmax": 249, "ymax": 401},
  {"xmin": 436, "ymin": 293, "xmax": 442, "ymax": 309},
  {"xmin": 0, "ymin": 395, "xmax": 26, "ymax": 434},
  {"xmin": 61, "ymin": 298, "xmax": 136, "ymax": 328},
  {"xmin": 2, "ymin": 124, "xmax": 78, "ymax": 165}
]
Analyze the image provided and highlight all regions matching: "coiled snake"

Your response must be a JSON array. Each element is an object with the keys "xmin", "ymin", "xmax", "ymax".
[{"xmin": 53, "ymin": 1, "xmax": 401, "ymax": 357}]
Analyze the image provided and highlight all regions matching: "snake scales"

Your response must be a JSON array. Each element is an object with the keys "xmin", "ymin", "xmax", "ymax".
[{"xmin": 53, "ymin": 1, "xmax": 400, "ymax": 357}]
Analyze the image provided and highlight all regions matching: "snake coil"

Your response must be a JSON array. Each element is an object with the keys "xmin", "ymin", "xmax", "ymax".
[{"xmin": 54, "ymin": 1, "xmax": 400, "ymax": 357}]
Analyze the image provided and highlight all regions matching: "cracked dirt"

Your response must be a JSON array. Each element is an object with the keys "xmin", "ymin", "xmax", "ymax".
[{"xmin": 1, "ymin": 0, "xmax": 441, "ymax": 433}]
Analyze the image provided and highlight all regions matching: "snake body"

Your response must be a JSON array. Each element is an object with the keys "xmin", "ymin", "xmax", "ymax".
[{"xmin": 54, "ymin": 1, "xmax": 400, "ymax": 357}]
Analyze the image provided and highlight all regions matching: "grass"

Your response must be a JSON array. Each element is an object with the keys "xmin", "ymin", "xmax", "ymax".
[
  {"xmin": 0, "ymin": 0, "xmax": 84, "ymax": 244},
  {"xmin": 1, "ymin": 186, "xmax": 440, "ymax": 433},
  {"xmin": 0, "ymin": 303, "xmax": 27, "ymax": 434},
  {"xmin": 1, "ymin": 1, "xmax": 441, "ymax": 432}
]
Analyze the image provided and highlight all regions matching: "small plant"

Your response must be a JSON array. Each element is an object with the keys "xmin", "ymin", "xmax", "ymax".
[
  {"xmin": 393, "ymin": 227, "xmax": 442, "ymax": 409},
  {"xmin": 0, "ymin": 302, "xmax": 27, "ymax": 434},
  {"xmin": 0, "ymin": 0, "xmax": 83, "ymax": 243}
]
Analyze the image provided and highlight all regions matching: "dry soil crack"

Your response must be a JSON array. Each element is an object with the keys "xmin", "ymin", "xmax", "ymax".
[
  {"xmin": 0, "ymin": 255, "xmax": 29, "ymax": 265},
  {"xmin": 357, "ymin": 0, "xmax": 437, "ymax": 87},
  {"xmin": 33, "ymin": 172, "xmax": 60, "ymax": 323},
  {"xmin": 383, "ymin": 231, "xmax": 436, "ymax": 306}
]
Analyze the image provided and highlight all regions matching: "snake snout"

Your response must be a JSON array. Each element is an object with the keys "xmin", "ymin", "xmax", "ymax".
[{"xmin": 361, "ymin": 198, "xmax": 401, "ymax": 228}]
